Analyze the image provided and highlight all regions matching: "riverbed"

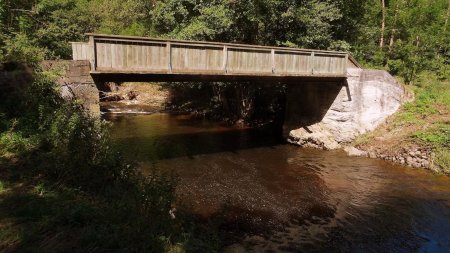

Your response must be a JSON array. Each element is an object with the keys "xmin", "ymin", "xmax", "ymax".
[{"xmin": 104, "ymin": 113, "xmax": 450, "ymax": 252}]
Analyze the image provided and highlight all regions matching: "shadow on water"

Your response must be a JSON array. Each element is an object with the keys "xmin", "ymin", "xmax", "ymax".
[
  {"xmin": 103, "ymin": 113, "xmax": 283, "ymax": 161},
  {"xmin": 104, "ymin": 113, "xmax": 450, "ymax": 252}
]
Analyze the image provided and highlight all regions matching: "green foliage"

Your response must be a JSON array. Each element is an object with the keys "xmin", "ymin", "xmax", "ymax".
[
  {"xmin": 2, "ymin": 0, "xmax": 448, "ymax": 83},
  {"xmin": 353, "ymin": 0, "xmax": 450, "ymax": 84},
  {"xmin": 396, "ymin": 79, "xmax": 450, "ymax": 126},
  {"xmin": 434, "ymin": 148, "xmax": 450, "ymax": 174},
  {"xmin": 0, "ymin": 180, "xmax": 5, "ymax": 193},
  {"xmin": 1, "ymin": 33, "xmax": 46, "ymax": 66},
  {"xmin": 0, "ymin": 131, "xmax": 40, "ymax": 156},
  {"xmin": 0, "ymin": 50, "xmax": 184, "ymax": 251},
  {"xmin": 414, "ymin": 123, "xmax": 450, "ymax": 148}
]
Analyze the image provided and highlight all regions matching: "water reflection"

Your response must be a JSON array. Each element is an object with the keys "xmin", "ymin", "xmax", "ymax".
[{"xmin": 105, "ymin": 113, "xmax": 450, "ymax": 252}]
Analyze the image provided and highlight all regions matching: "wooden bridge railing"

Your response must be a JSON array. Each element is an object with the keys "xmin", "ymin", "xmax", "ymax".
[{"xmin": 72, "ymin": 34, "xmax": 354, "ymax": 78}]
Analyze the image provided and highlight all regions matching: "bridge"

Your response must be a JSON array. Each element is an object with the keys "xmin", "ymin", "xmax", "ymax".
[
  {"xmin": 65, "ymin": 34, "xmax": 402, "ymax": 151},
  {"xmin": 71, "ymin": 34, "xmax": 359, "ymax": 82}
]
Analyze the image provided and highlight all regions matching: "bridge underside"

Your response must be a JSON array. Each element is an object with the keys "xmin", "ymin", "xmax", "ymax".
[{"xmin": 91, "ymin": 72, "xmax": 347, "ymax": 83}]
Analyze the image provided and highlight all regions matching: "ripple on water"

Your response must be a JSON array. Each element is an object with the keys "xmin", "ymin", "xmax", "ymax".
[{"xmin": 107, "ymin": 113, "xmax": 450, "ymax": 252}]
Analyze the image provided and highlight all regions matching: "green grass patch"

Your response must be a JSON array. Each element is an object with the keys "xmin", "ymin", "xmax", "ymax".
[
  {"xmin": 413, "ymin": 123, "xmax": 450, "ymax": 148},
  {"xmin": 406, "ymin": 78, "xmax": 450, "ymax": 172},
  {"xmin": 394, "ymin": 80, "xmax": 450, "ymax": 126},
  {"xmin": 0, "ymin": 180, "xmax": 6, "ymax": 193},
  {"xmin": 434, "ymin": 148, "xmax": 450, "ymax": 174},
  {"xmin": 0, "ymin": 131, "xmax": 40, "ymax": 157}
]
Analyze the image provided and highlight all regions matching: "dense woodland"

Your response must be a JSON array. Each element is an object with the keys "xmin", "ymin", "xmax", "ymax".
[
  {"xmin": 1, "ymin": 0, "xmax": 449, "ymax": 82},
  {"xmin": 0, "ymin": 0, "xmax": 449, "ymax": 252},
  {"xmin": 1, "ymin": 0, "xmax": 449, "ymax": 123}
]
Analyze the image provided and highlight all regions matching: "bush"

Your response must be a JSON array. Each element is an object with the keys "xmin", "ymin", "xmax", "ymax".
[
  {"xmin": 0, "ymin": 131, "xmax": 40, "ymax": 156},
  {"xmin": 1, "ymin": 33, "xmax": 47, "ymax": 67},
  {"xmin": 434, "ymin": 148, "xmax": 450, "ymax": 174},
  {"xmin": 0, "ymin": 62, "xmax": 182, "ymax": 251},
  {"xmin": 413, "ymin": 123, "xmax": 450, "ymax": 148}
]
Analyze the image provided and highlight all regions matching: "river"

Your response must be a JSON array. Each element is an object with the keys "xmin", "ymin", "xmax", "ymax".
[{"xmin": 104, "ymin": 113, "xmax": 450, "ymax": 252}]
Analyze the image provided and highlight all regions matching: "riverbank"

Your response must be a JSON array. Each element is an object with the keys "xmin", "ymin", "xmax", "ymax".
[
  {"xmin": 351, "ymin": 77, "xmax": 449, "ymax": 175},
  {"xmin": 100, "ymin": 82, "xmax": 169, "ymax": 114},
  {"xmin": 100, "ymin": 79, "xmax": 449, "ymax": 175},
  {"xmin": 100, "ymin": 82, "xmax": 285, "ymax": 128}
]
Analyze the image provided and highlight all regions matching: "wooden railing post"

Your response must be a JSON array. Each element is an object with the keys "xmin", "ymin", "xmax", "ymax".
[
  {"xmin": 343, "ymin": 54, "xmax": 348, "ymax": 75},
  {"xmin": 167, "ymin": 42, "xmax": 172, "ymax": 73},
  {"xmin": 223, "ymin": 46, "xmax": 228, "ymax": 73},
  {"xmin": 310, "ymin": 52, "xmax": 315, "ymax": 75},
  {"xmin": 271, "ymin": 49, "xmax": 275, "ymax": 74},
  {"xmin": 89, "ymin": 35, "xmax": 97, "ymax": 72}
]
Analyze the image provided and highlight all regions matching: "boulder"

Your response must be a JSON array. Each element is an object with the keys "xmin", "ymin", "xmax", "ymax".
[{"xmin": 344, "ymin": 146, "xmax": 368, "ymax": 157}]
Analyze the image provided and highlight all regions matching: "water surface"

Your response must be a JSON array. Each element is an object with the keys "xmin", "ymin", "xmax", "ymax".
[{"xmin": 105, "ymin": 113, "xmax": 450, "ymax": 252}]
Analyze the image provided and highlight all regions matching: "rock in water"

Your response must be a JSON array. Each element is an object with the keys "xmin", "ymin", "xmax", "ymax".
[{"xmin": 344, "ymin": 146, "xmax": 368, "ymax": 157}]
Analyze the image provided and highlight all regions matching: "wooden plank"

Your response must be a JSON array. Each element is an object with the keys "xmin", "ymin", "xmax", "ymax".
[
  {"xmin": 80, "ymin": 44, "xmax": 85, "ymax": 59},
  {"xmin": 126, "ymin": 44, "xmax": 133, "ymax": 69},
  {"xmin": 223, "ymin": 46, "xmax": 228, "ymax": 73},
  {"xmin": 271, "ymin": 49, "xmax": 275, "ymax": 74},
  {"xmin": 110, "ymin": 43, "xmax": 117, "ymax": 68},
  {"xmin": 89, "ymin": 36, "xmax": 96, "ymax": 71},
  {"xmin": 83, "ymin": 35, "xmax": 353, "ymax": 77},
  {"xmin": 343, "ymin": 54, "xmax": 348, "ymax": 74},
  {"xmin": 72, "ymin": 44, "xmax": 78, "ymax": 60},
  {"xmin": 104, "ymin": 43, "xmax": 112, "ymax": 69},
  {"xmin": 167, "ymin": 42, "xmax": 172, "ymax": 73},
  {"xmin": 88, "ymin": 33, "xmax": 348, "ymax": 55},
  {"xmin": 141, "ymin": 46, "xmax": 147, "ymax": 69}
]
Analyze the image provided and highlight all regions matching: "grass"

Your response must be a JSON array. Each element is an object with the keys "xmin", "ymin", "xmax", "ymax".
[
  {"xmin": 0, "ymin": 162, "xmax": 176, "ymax": 252},
  {"xmin": 0, "ymin": 166, "xmax": 226, "ymax": 252},
  {"xmin": 354, "ymin": 75, "xmax": 450, "ymax": 174},
  {"xmin": 0, "ymin": 124, "xmax": 224, "ymax": 252}
]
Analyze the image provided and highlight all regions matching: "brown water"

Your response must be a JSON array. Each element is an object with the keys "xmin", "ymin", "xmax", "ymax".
[{"xmin": 104, "ymin": 113, "xmax": 450, "ymax": 252}]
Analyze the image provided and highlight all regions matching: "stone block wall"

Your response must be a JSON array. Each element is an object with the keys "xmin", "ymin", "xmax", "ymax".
[{"xmin": 43, "ymin": 60, "xmax": 100, "ymax": 115}]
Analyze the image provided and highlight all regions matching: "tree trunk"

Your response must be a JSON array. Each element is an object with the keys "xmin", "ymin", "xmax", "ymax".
[
  {"xmin": 380, "ymin": 0, "xmax": 386, "ymax": 48},
  {"xmin": 389, "ymin": 0, "xmax": 401, "ymax": 50},
  {"xmin": 445, "ymin": 0, "xmax": 450, "ymax": 32}
]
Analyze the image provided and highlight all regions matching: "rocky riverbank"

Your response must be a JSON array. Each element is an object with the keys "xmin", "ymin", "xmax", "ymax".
[
  {"xmin": 285, "ymin": 69, "xmax": 449, "ymax": 175},
  {"xmin": 347, "ymin": 79, "xmax": 449, "ymax": 175},
  {"xmin": 343, "ymin": 145, "xmax": 439, "ymax": 172},
  {"xmin": 99, "ymin": 82, "xmax": 169, "ymax": 114}
]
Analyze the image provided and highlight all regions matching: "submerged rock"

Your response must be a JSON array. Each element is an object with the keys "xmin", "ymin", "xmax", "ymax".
[
  {"xmin": 344, "ymin": 146, "xmax": 368, "ymax": 157},
  {"xmin": 287, "ymin": 123, "xmax": 341, "ymax": 150}
]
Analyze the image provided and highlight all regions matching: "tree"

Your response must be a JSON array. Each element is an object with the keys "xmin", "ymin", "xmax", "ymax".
[{"xmin": 379, "ymin": 0, "xmax": 386, "ymax": 48}]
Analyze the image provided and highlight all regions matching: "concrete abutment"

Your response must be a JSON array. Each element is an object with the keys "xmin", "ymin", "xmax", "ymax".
[
  {"xmin": 43, "ymin": 60, "xmax": 100, "ymax": 115},
  {"xmin": 283, "ymin": 68, "xmax": 406, "ymax": 149}
]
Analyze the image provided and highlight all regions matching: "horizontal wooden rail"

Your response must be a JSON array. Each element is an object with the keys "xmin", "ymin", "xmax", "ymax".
[{"xmin": 71, "ymin": 34, "xmax": 358, "ymax": 79}]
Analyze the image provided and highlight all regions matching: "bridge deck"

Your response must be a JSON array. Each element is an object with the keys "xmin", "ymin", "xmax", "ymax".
[{"xmin": 72, "ymin": 34, "xmax": 358, "ymax": 82}]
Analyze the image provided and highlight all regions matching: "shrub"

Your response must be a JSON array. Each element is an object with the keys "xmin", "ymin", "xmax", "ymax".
[
  {"xmin": 0, "ymin": 131, "xmax": 40, "ymax": 156},
  {"xmin": 0, "ymin": 62, "xmax": 181, "ymax": 250},
  {"xmin": 1, "ymin": 33, "xmax": 46, "ymax": 68},
  {"xmin": 434, "ymin": 148, "xmax": 450, "ymax": 174}
]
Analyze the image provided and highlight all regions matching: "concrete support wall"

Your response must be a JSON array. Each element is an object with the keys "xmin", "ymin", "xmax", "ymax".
[
  {"xmin": 43, "ymin": 61, "xmax": 100, "ymax": 115},
  {"xmin": 284, "ymin": 68, "xmax": 406, "ymax": 149}
]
